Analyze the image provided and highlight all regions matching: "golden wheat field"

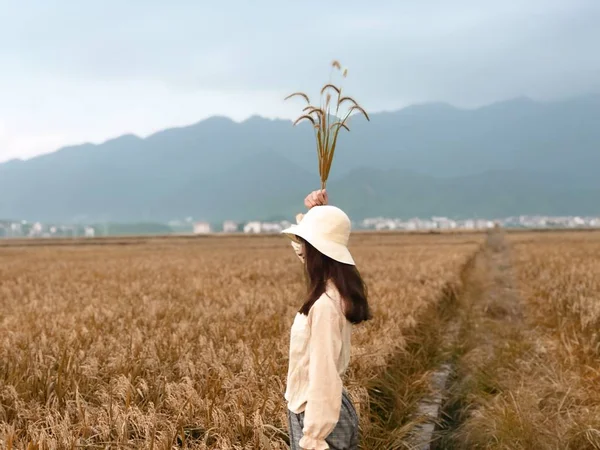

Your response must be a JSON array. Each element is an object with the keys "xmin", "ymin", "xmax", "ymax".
[
  {"xmin": 0, "ymin": 232, "xmax": 480, "ymax": 449},
  {"xmin": 507, "ymin": 232, "xmax": 600, "ymax": 448}
]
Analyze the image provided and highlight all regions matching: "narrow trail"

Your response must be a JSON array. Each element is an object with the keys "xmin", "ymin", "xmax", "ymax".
[
  {"xmin": 431, "ymin": 229, "xmax": 525, "ymax": 449},
  {"xmin": 365, "ymin": 229, "xmax": 526, "ymax": 450},
  {"xmin": 402, "ymin": 229, "xmax": 524, "ymax": 450}
]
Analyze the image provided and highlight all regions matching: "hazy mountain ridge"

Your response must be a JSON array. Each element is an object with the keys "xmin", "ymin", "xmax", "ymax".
[{"xmin": 1, "ymin": 95, "xmax": 599, "ymax": 222}]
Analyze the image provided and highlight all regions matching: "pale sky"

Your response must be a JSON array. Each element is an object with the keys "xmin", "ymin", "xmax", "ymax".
[{"xmin": 1, "ymin": 0, "xmax": 599, "ymax": 162}]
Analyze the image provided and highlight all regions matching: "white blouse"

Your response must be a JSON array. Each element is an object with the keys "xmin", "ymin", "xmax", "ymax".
[{"xmin": 284, "ymin": 248, "xmax": 353, "ymax": 450}]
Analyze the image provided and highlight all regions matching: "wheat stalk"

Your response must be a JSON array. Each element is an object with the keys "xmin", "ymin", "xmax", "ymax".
[{"xmin": 285, "ymin": 60, "xmax": 370, "ymax": 190}]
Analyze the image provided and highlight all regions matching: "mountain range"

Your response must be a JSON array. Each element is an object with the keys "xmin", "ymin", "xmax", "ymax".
[{"xmin": 1, "ymin": 95, "xmax": 599, "ymax": 223}]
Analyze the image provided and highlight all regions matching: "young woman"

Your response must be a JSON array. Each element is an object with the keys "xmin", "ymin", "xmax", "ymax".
[{"xmin": 281, "ymin": 189, "xmax": 372, "ymax": 450}]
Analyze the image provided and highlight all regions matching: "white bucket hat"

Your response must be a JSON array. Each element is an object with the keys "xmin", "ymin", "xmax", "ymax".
[{"xmin": 281, "ymin": 205, "xmax": 355, "ymax": 265}]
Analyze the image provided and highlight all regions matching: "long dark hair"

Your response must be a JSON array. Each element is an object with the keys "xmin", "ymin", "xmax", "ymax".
[{"xmin": 298, "ymin": 238, "xmax": 372, "ymax": 324}]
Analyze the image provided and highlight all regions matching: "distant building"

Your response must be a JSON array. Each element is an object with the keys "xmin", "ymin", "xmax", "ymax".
[
  {"xmin": 432, "ymin": 217, "xmax": 457, "ymax": 229},
  {"xmin": 223, "ymin": 220, "xmax": 239, "ymax": 233},
  {"xmin": 241, "ymin": 221, "xmax": 292, "ymax": 234},
  {"xmin": 84, "ymin": 226, "xmax": 96, "ymax": 238},
  {"xmin": 30, "ymin": 222, "xmax": 44, "ymax": 237},
  {"xmin": 474, "ymin": 220, "xmax": 488, "ymax": 229},
  {"xmin": 193, "ymin": 222, "xmax": 212, "ymax": 234},
  {"xmin": 261, "ymin": 222, "xmax": 284, "ymax": 233},
  {"xmin": 243, "ymin": 221, "xmax": 262, "ymax": 234}
]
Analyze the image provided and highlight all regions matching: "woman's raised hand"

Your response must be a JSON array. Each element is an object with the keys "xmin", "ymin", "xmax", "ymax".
[{"xmin": 304, "ymin": 189, "xmax": 328, "ymax": 210}]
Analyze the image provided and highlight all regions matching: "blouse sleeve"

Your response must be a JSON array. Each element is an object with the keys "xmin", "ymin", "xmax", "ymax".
[{"xmin": 299, "ymin": 297, "xmax": 343, "ymax": 450}]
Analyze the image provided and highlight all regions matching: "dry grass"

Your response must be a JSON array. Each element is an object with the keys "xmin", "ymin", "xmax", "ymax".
[
  {"xmin": 508, "ymin": 232, "xmax": 600, "ymax": 448},
  {"xmin": 438, "ymin": 230, "xmax": 600, "ymax": 450},
  {"xmin": 0, "ymin": 233, "xmax": 480, "ymax": 449},
  {"xmin": 286, "ymin": 60, "xmax": 369, "ymax": 190}
]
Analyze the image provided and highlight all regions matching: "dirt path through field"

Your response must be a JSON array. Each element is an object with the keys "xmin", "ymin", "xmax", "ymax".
[
  {"xmin": 427, "ymin": 228, "xmax": 525, "ymax": 448},
  {"xmin": 359, "ymin": 233, "xmax": 494, "ymax": 449}
]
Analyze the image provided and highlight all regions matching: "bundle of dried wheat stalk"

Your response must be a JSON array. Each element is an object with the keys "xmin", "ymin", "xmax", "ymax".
[{"xmin": 286, "ymin": 60, "xmax": 370, "ymax": 190}]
